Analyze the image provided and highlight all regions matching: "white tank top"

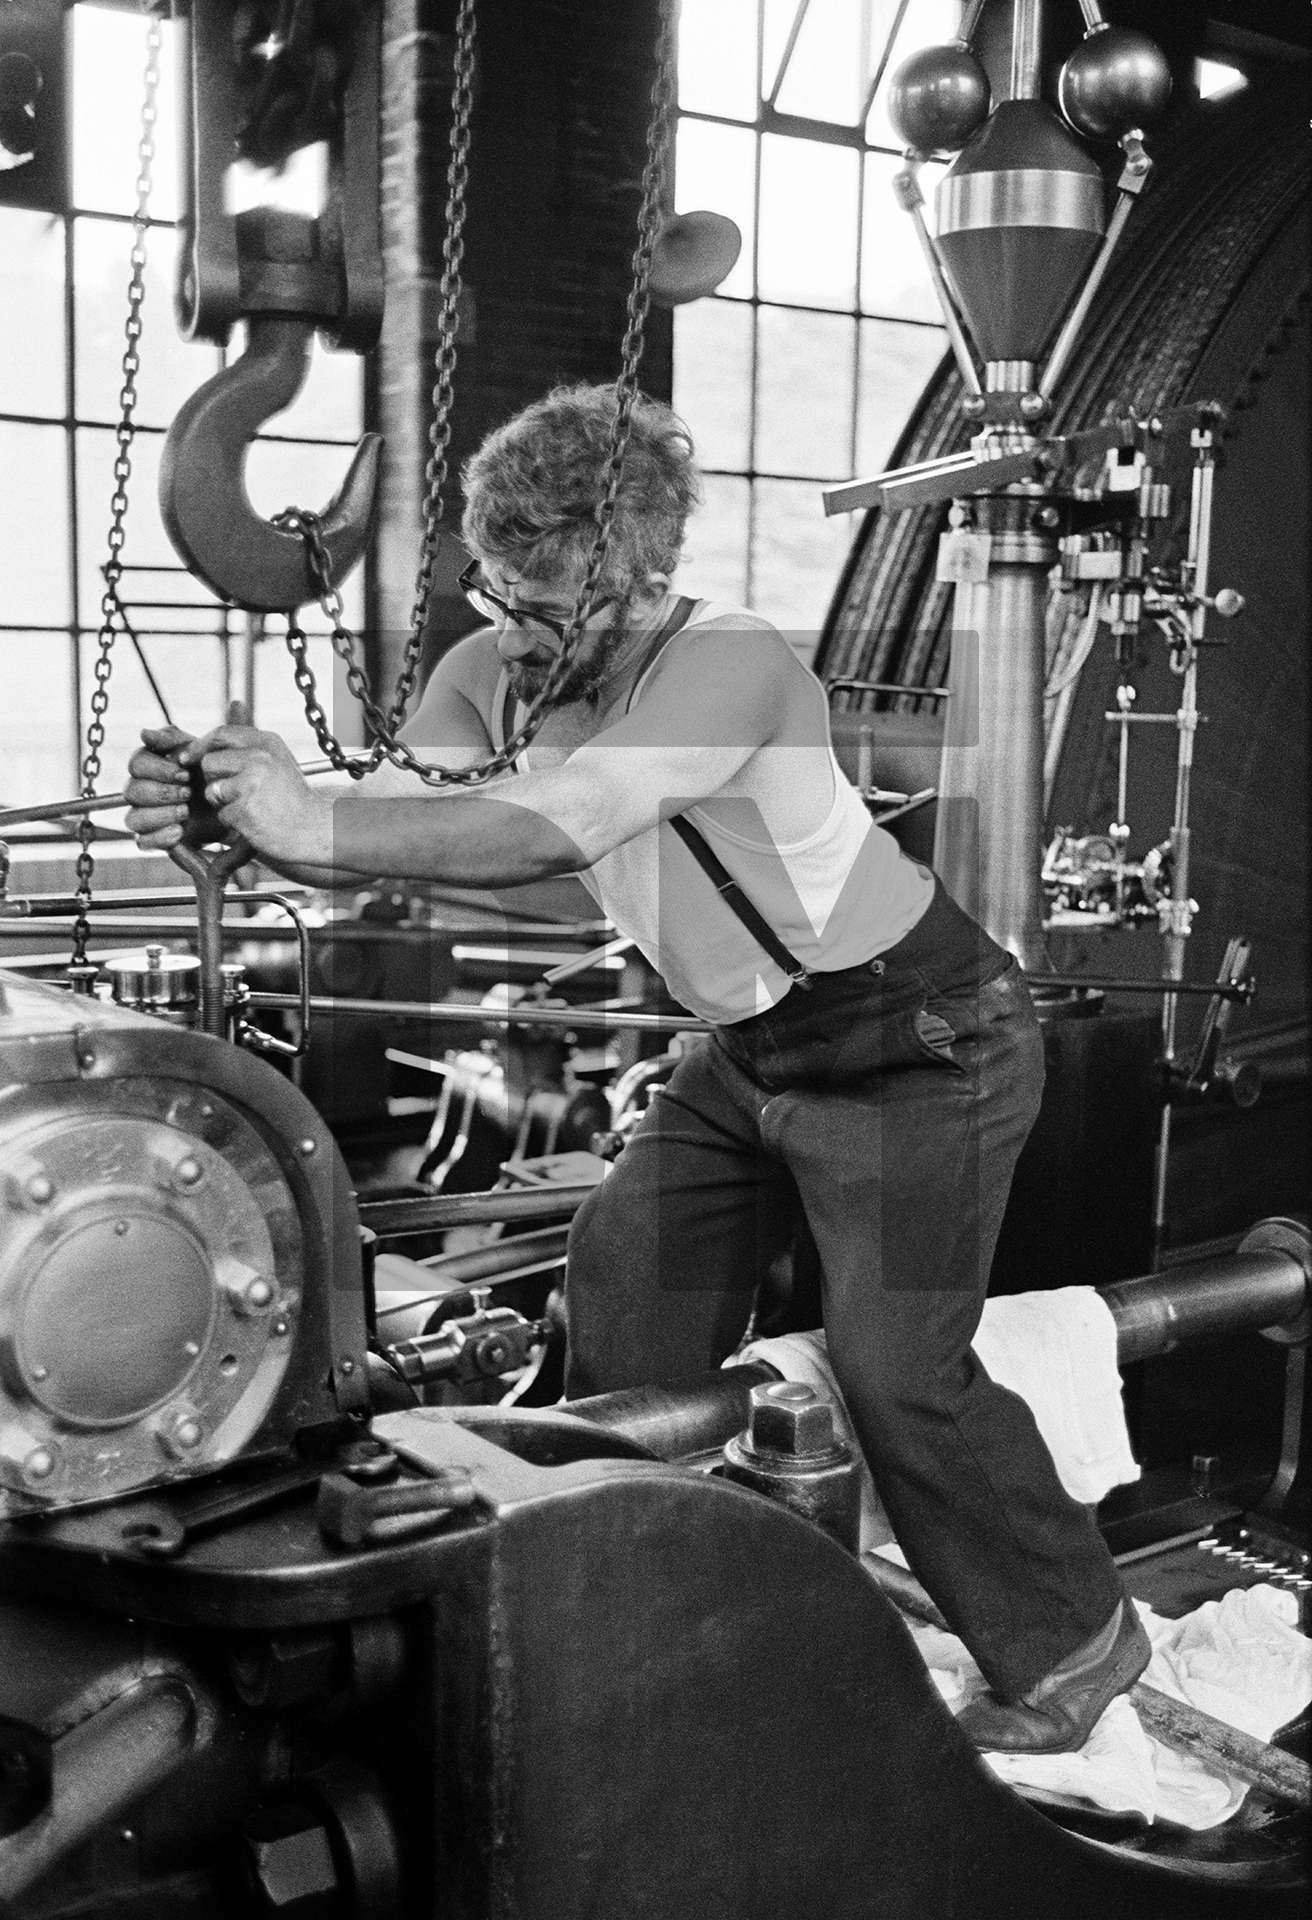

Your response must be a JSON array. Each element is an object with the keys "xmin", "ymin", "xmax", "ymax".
[{"xmin": 489, "ymin": 600, "xmax": 933, "ymax": 1024}]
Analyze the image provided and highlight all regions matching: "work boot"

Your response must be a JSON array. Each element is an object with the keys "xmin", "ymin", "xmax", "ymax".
[{"xmin": 955, "ymin": 1599, "xmax": 1151, "ymax": 1755}]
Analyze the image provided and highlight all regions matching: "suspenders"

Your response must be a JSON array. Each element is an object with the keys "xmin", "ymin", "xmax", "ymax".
[{"xmin": 499, "ymin": 596, "xmax": 814, "ymax": 992}]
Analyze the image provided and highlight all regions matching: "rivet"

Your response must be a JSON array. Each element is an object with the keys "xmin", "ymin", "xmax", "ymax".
[
  {"xmin": 114, "ymin": 1219, "xmax": 129, "ymax": 1236},
  {"xmin": 78, "ymin": 1051, "xmax": 96, "ymax": 1071},
  {"xmin": 338, "ymin": 1357, "xmax": 355, "ymax": 1376},
  {"xmin": 27, "ymin": 1174, "xmax": 54, "ymax": 1206},
  {"xmin": 174, "ymin": 1417, "xmax": 203, "ymax": 1451},
  {"xmin": 174, "ymin": 1157, "xmax": 203, "ymax": 1189},
  {"xmin": 183, "ymin": 1341, "xmax": 200, "ymax": 1358},
  {"xmin": 272, "ymin": 1318, "xmax": 289, "ymax": 1338},
  {"xmin": 23, "ymin": 1447, "xmax": 57, "ymax": 1482},
  {"xmin": 199, "ymin": 1104, "xmax": 215, "ymax": 1119},
  {"xmin": 245, "ymin": 1278, "xmax": 274, "ymax": 1311},
  {"xmin": 30, "ymin": 1364, "xmax": 48, "ymax": 1381},
  {"xmin": 298, "ymin": 1138, "xmax": 317, "ymax": 1157}
]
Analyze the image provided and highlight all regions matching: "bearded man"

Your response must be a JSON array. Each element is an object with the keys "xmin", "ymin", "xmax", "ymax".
[{"xmin": 125, "ymin": 382, "xmax": 1148, "ymax": 1754}]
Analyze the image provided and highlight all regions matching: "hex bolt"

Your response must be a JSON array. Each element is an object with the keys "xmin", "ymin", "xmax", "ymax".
[{"xmin": 747, "ymin": 1380, "xmax": 837, "ymax": 1458}]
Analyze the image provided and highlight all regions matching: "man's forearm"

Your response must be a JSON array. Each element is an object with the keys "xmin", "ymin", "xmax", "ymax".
[{"xmin": 316, "ymin": 793, "xmax": 587, "ymax": 885}]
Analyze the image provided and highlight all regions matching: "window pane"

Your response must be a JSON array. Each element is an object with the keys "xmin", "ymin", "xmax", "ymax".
[
  {"xmin": 758, "ymin": 135, "xmax": 858, "ymax": 311},
  {"xmin": 244, "ymin": 438, "xmax": 365, "ymax": 631},
  {"xmin": 673, "ymin": 299, "xmax": 753, "ymax": 473},
  {"xmin": 76, "ymin": 629, "xmax": 228, "ymax": 779},
  {"xmin": 767, "ymin": 0, "xmax": 866, "ymax": 125},
  {"xmin": 0, "ymin": 210, "xmax": 64, "ymax": 419},
  {"xmin": 675, "ymin": 473, "xmax": 750, "ymax": 609},
  {"xmin": 856, "ymin": 318, "xmax": 947, "ymax": 475},
  {"xmin": 755, "ymin": 306, "xmax": 855, "ymax": 479},
  {"xmin": 860, "ymin": 153, "xmax": 948, "ymax": 323},
  {"xmin": 72, "ymin": 6, "xmax": 180, "ymax": 223},
  {"xmin": 0, "ymin": 634, "xmax": 74, "ymax": 806},
  {"xmin": 674, "ymin": 120, "xmax": 755, "ymax": 302},
  {"xmin": 74, "ymin": 218, "xmax": 222, "ymax": 428},
  {"xmin": 76, "ymin": 426, "xmax": 217, "ymax": 631},
  {"xmin": 228, "ymin": 322, "xmax": 364, "ymax": 444},
  {"xmin": 865, "ymin": 0, "xmax": 964, "ymax": 149},
  {"xmin": 678, "ymin": 0, "xmax": 759, "ymax": 122},
  {"xmin": 750, "ymin": 476, "xmax": 852, "ymax": 656},
  {"xmin": 0, "ymin": 421, "xmax": 69, "ymax": 625}
]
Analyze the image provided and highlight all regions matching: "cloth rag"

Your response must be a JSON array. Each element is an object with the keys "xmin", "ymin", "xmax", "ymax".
[
  {"xmin": 911, "ymin": 1585, "xmax": 1312, "ymax": 1828},
  {"xmin": 731, "ymin": 1286, "xmax": 1139, "ymax": 1552}
]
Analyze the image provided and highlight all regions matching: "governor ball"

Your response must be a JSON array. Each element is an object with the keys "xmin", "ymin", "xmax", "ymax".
[
  {"xmin": 888, "ymin": 45, "xmax": 990, "ymax": 154},
  {"xmin": 1058, "ymin": 26, "xmax": 1172, "ymax": 141}
]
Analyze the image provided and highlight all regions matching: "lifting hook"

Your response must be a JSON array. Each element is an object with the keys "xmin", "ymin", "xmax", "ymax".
[{"xmin": 159, "ymin": 306, "xmax": 382, "ymax": 613}]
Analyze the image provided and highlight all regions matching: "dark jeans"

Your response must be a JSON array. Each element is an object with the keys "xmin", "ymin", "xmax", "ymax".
[{"xmin": 564, "ymin": 881, "xmax": 1125, "ymax": 1696}]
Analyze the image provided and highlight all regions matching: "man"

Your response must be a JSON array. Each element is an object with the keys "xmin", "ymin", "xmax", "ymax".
[{"xmin": 126, "ymin": 382, "xmax": 1148, "ymax": 1753}]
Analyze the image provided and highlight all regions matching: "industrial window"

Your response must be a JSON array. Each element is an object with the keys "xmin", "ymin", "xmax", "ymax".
[
  {"xmin": 0, "ymin": 1, "xmax": 364, "ymax": 812},
  {"xmin": 670, "ymin": 0, "xmax": 954, "ymax": 656}
]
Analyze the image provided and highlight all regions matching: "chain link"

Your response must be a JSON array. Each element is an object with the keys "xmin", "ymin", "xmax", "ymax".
[
  {"xmin": 280, "ymin": 0, "xmax": 678, "ymax": 789},
  {"xmin": 72, "ymin": 3, "xmax": 163, "ymax": 964}
]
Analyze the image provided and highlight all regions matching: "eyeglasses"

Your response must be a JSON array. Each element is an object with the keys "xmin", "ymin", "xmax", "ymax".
[{"xmin": 457, "ymin": 560, "xmax": 617, "ymax": 645}]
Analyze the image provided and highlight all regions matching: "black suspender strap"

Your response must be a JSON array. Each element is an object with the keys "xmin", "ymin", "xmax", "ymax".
[
  {"xmin": 668, "ymin": 814, "xmax": 814, "ymax": 990},
  {"xmin": 640, "ymin": 598, "xmax": 814, "ymax": 992}
]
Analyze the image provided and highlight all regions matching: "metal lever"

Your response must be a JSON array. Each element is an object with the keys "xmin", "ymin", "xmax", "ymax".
[
  {"xmin": 168, "ymin": 839, "xmax": 254, "ymax": 1037},
  {"xmin": 1179, "ymin": 935, "xmax": 1257, "ymax": 1101}
]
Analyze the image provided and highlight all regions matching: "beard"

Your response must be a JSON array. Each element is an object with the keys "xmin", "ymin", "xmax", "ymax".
[{"xmin": 504, "ymin": 601, "xmax": 634, "ymax": 709}]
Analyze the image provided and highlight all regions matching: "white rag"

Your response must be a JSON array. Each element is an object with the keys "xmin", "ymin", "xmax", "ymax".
[
  {"xmin": 731, "ymin": 1286, "xmax": 1139, "ymax": 1553},
  {"xmin": 913, "ymin": 1585, "xmax": 1312, "ymax": 1829}
]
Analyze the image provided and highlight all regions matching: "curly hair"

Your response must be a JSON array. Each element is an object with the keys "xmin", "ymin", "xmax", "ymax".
[{"xmin": 460, "ymin": 383, "xmax": 702, "ymax": 593}]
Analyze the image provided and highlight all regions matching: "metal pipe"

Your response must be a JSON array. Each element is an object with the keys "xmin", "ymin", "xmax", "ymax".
[
  {"xmin": 934, "ymin": 498, "xmax": 1053, "ymax": 969},
  {"xmin": 0, "ymin": 1678, "xmax": 199, "ymax": 1902},
  {"xmin": 1102, "ymin": 1237, "xmax": 1310, "ymax": 1366},
  {"xmin": 561, "ymin": 1223, "xmax": 1309, "ymax": 1464},
  {"xmin": 894, "ymin": 166, "xmax": 983, "ymax": 397}
]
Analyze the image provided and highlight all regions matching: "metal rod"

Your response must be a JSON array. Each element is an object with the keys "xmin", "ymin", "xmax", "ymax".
[
  {"xmin": 1009, "ymin": 0, "xmax": 1042, "ymax": 101},
  {"xmin": 358, "ymin": 1185, "xmax": 599, "ymax": 1238},
  {"xmin": 826, "ymin": 679, "xmax": 951, "ymax": 700},
  {"xmin": 248, "ymin": 991, "xmax": 715, "ymax": 1035},
  {"xmin": 1027, "ymin": 974, "xmax": 1255, "ymax": 1002},
  {"xmin": 1040, "ymin": 190, "xmax": 1137, "ymax": 400},
  {"xmin": 955, "ymin": 0, "xmax": 988, "ymax": 48},
  {"xmin": 1103, "ymin": 1245, "xmax": 1309, "ymax": 1365},
  {"xmin": 858, "ymin": 0, "xmax": 911, "ymax": 125},
  {"xmin": 902, "ymin": 187, "xmax": 982, "ymax": 396},
  {"xmin": 766, "ymin": 0, "xmax": 814, "ymax": 107}
]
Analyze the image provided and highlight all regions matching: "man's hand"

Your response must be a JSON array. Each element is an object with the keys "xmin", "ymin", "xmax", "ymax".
[
  {"xmin": 185, "ymin": 724, "xmax": 332, "ymax": 865},
  {"xmin": 125, "ymin": 725, "xmax": 217, "ymax": 851}
]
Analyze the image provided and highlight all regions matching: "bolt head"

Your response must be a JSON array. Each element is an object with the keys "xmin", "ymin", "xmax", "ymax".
[
  {"xmin": 298, "ymin": 1138, "xmax": 317, "ymax": 1158},
  {"xmin": 174, "ymin": 1417, "xmax": 203, "ymax": 1450},
  {"xmin": 174, "ymin": 1157, "xmax": 204, "ymax": 1189},
  {"xmin": 23, "ymin": 1446, "xmax": 58, "ymax": 1483},
  {"xmin": 748, "ymin": 1380, "xmax": 836, "ymax": 1457},
  {"xmin": 244, "ymin": 1277, "xmax": 275, "ymax": 1312},
  {"xmin": 961, "ymin": 394, "xmax": 986, "ymax": 419},
  {"xmin": 26, "ymin": 1174, "xmax": 54, "ymax": 1206}
]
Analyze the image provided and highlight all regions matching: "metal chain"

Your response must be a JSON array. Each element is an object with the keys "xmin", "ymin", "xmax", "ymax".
[
  {"xmin": 279, "ymin": 0, "xmax": 678, "ymax": 789},
  {"xmin": 381, "ymin": 0, "xmax": 478, "ymax": 748},
  {"xmin": 71, "ymin": 3, "xmax": 163, "ymax": 964}
]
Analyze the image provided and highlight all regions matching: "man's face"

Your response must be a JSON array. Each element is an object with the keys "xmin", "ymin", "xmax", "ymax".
[{"xmin": 482, "ymin": 565, "xmax": 635, "ymax": 707}]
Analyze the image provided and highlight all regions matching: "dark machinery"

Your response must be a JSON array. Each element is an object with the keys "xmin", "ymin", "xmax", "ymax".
[
  {"xmin": 0, "ymin": 969, "xmax": 1310, "ymax": 1919},
  {"xmin": 1, "ymin": 0, "xmax": 1310, "ymax": 1914}
]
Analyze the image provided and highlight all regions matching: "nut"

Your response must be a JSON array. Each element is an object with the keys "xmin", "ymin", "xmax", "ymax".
[{"xmin": 747, "ymin": 1381, "xmax": 836, "ymax": 1457}]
